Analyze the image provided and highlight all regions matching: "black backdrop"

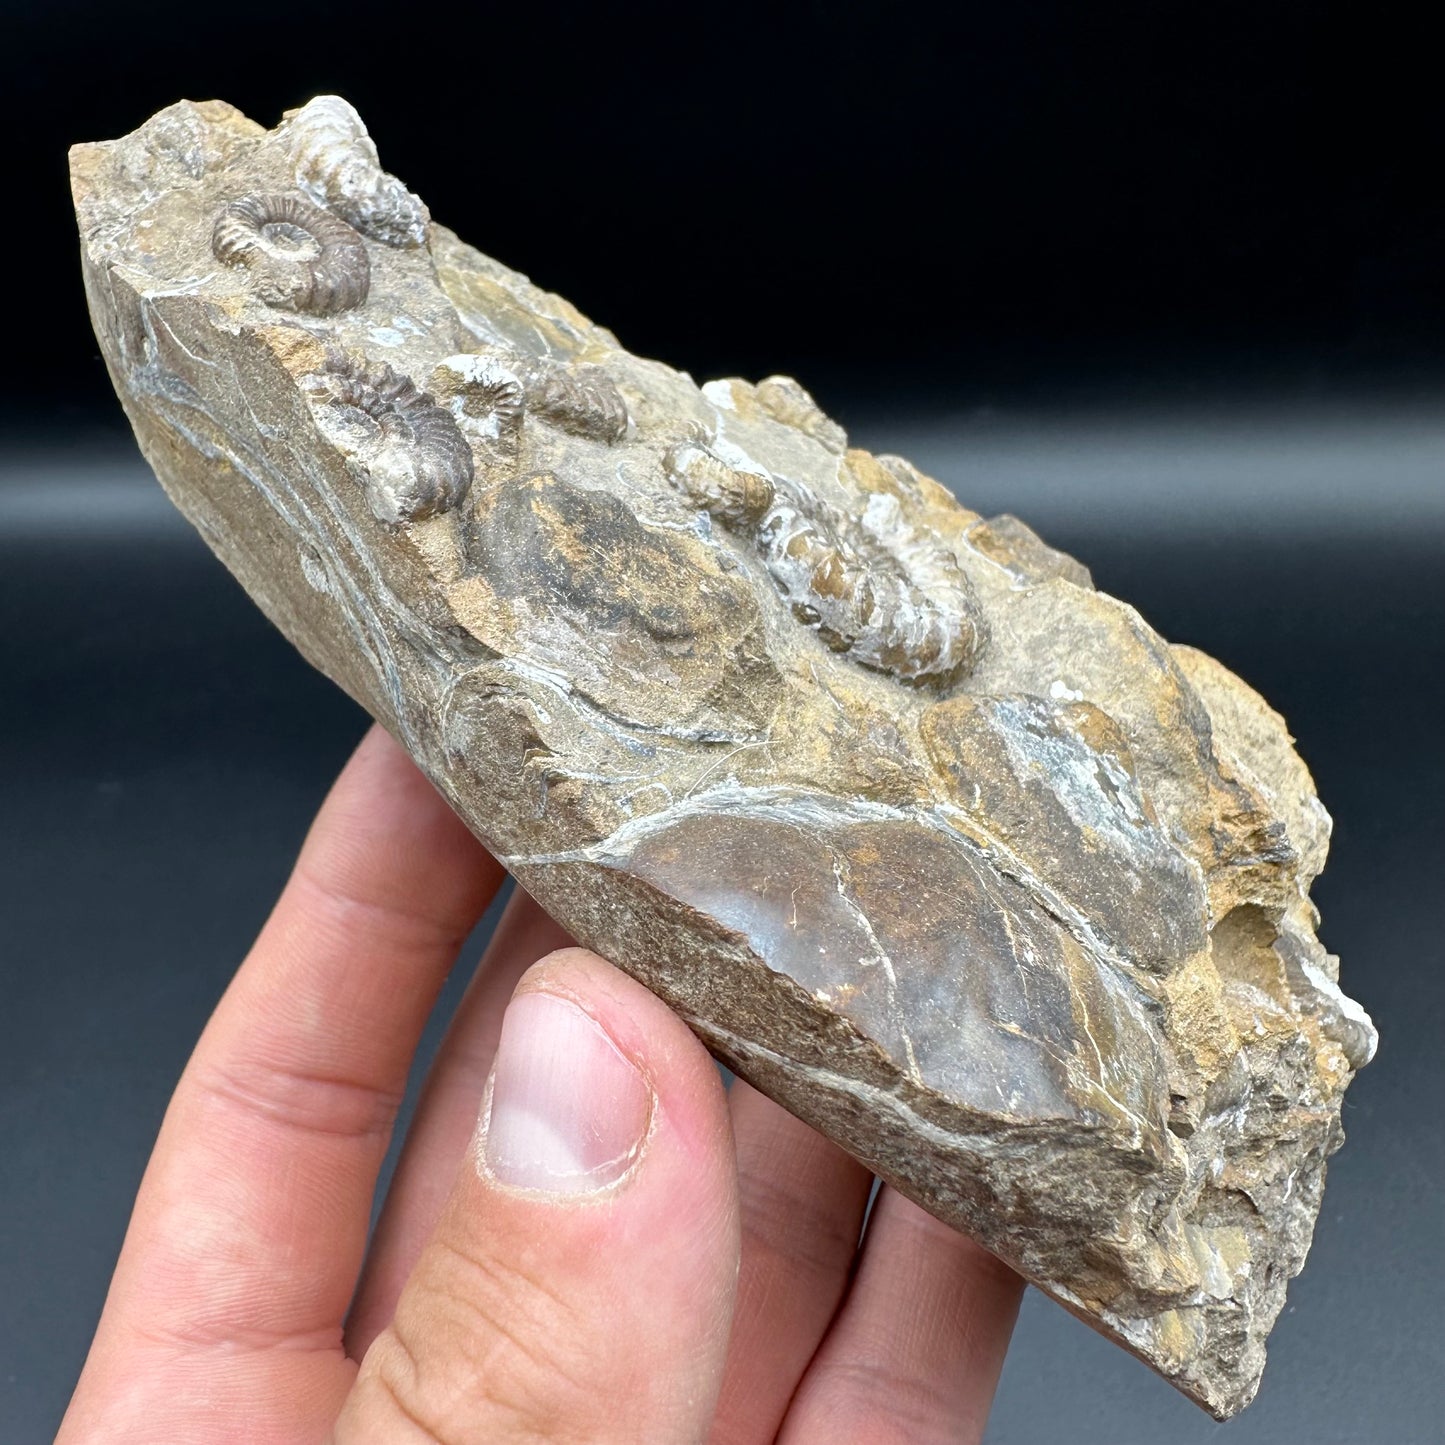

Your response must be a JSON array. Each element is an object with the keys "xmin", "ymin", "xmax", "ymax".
[
  {"xmin": 5, "ymin": 1, "xmax": 1445, "ymax": 420},
  {"xmin": 2, "ymin": 5, "xmax": 1442, "ymax": 1442}
]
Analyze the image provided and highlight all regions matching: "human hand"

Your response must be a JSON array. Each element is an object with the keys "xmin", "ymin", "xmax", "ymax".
[{"xmin": 60, "ymin": 725, "xmax": 1023, "ymax": 1444}]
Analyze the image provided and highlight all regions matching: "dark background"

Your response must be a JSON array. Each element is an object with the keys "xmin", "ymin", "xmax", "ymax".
[{"xmin": 2, "ymin": 3, "xmax": 1441, "ymax": 1441}]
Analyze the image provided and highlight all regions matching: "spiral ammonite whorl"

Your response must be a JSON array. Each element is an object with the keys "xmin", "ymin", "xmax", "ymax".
[{"xmin": 211, "ymin": 192, "xmax": 370, "ymax": 316}]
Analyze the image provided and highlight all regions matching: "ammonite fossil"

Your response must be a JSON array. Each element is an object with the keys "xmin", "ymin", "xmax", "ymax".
[
  {"xmin": 518, "ymin": 359, "xmax": 629, "ymax": 443},
  {"xmin": 429, "ymin": 354, "xmax": 526, "ymax": 459},
  {"xmin": 754, "ymin": 374, "xmax": 848, "ymax": 453},
  {"xmin": 305, "ymin": 352, "xmax": 473, "ymax": 525},
  {"xmin": 281, "ymin": 95, "xmax": 429, "ymax": 248},
  {"xmin": 663, "ymin": 441, "xmax": 776, "ymax": 529},
  {"xmin": 669, "ymin": 437, "xmax": 984, "ymax": 682},
  {"xmin": 756, "ymin": 489, "xmax": 986, "ymax": 682},
  {"xmin": 211, "ymin": 192, "xmax": 370, "ymax": 315}
]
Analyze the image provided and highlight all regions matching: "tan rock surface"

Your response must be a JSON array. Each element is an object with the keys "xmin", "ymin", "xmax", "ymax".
[{"xmin": 71, "ymin": 96, "xmax": 1376, "ymax": 1418}]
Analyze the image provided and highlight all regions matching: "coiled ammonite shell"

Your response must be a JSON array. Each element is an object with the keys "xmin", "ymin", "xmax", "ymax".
[
  {"xmin": 281, "ymin": 95, "xmax": 430, "ymax": 249},
  {"xmin": 518, "ymin": 359, "xmax": 629, "ymax": 443},
  {"xmin": 211, "ymin": 193, "xmax": 370, "ymax": 315},
  {"xmin": 668, "ymin": 438, "xmax": 985, "ymax": 682},
  {"xmin": 429, "ymin": 354, "xmax": 527, "ymax": 458},
  {"xmin": 663, "ymin": 441, "xmax": 776, "ymax": 529},
  {"xmin": 307, "ymin": 352, "xmax": 473, "ymax": 525},
  {"xmin": 756, "ymin": 490, "xmax": 987, "ymax": 682}
]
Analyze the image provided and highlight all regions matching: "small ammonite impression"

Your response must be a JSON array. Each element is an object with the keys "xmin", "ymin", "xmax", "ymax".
[
  {"xmin": 211, "ymin": 193, "xmax": 370, "ymax": 316},
  {"xmin": 429, "ymin": 354, "xmax": 526, "ymax": 462},
  {"xmin": 305, "ymin": 351, "xmax": 474, "ymax": 526}
]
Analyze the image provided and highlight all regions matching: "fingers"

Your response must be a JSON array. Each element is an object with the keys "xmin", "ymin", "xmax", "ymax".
[
  {"xmin": 708, "ymin": 1081, "xmax": 873, "ymax": 1445},
  {"xmin": 61, "ymin": 725, "xmax": 504, "ymax": 1445},
  {"xmin": 777, "ymin": 1187, "xmax": 1024, "ymax": 1445},
  {"xmin": 333, "ymin": 948, "xmax": 740, "ymax": 1445},
  {"xmin": 345, "ymin": 888, "xmax": 574, "ymax": 1354}
]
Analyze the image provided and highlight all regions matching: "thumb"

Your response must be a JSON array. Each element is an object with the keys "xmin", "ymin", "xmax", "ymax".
[{"xmin": 333, "ymin": 948, "xmax": 741, "ymax": 1445}]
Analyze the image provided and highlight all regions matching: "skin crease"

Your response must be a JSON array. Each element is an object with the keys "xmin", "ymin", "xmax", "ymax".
[{"xmin": 58, "ymin": 725, "xmax": 1023, "ymax": 1445}]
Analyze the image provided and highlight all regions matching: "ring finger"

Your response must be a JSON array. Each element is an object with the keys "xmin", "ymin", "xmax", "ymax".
[
  {"xmin": 708, "ymin": 1081, "xmax": 873, "ymax": 1445},
  {"xmin": 777, "ymin": 1185, "xmax": 1024, "ymax": 1445}
]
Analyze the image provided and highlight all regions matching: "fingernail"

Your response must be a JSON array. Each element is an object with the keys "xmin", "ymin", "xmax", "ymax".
[{"xmin": 481, "ymin": 991, "xmax": 652, "ymax": 1194}]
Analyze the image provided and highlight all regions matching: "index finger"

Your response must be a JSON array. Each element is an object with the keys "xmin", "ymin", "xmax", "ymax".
[{"xmin": 60, "ymin": 724, "xmax": 505, "ymax": 1444}]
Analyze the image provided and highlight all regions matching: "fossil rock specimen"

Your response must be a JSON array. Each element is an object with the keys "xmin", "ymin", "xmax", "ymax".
[{"xmin": 71, "ymin": 96, "xmax": 1376, "ymax": 1419}]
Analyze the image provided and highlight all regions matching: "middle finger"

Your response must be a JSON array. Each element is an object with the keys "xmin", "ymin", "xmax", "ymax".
[{"xmin": 708, "ymin": 1080, "xmax": 873, "ymax": 1445}]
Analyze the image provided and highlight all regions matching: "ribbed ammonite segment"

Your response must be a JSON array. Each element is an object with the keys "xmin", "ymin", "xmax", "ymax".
[
  {"xmin": 280, "ymin": 95, "xmax": 430, "ymax": 248},
  {"xmin": 665, "ymin": 434, "xmax": 985, "ymax": 682},
  {"xmin": 663, "ymin": 441, "xmax": 776, "ymax": 529},
  {"xmin": 517, "ymin": 358, "xmax": 629, "ymax": 443},
  {"xmin": 756, "ymin": 489, "xmax": 987, "ymax": 683},
  {"xmin": 305, "ymin": 352, "xmax": 473, "ymax": 526}
]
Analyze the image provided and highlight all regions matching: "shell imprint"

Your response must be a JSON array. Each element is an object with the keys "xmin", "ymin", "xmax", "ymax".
[
  {"xmin": 519, "ymin": 359, "xmax": 629, "ymax": 443},
  {"xmin": 670, "ymin": 440, "xmax": 985, "ymax": 681},
  {"xmin": 281, "ymin": 95, "xmax": 429, "ymax": 248},
  {"xmin": 211, "ymin": 193, "xmax": 370, "ymax": 315},
  {"xmin": 306, "ymin": 352, "xmax": 474, "ymax": 526}
]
